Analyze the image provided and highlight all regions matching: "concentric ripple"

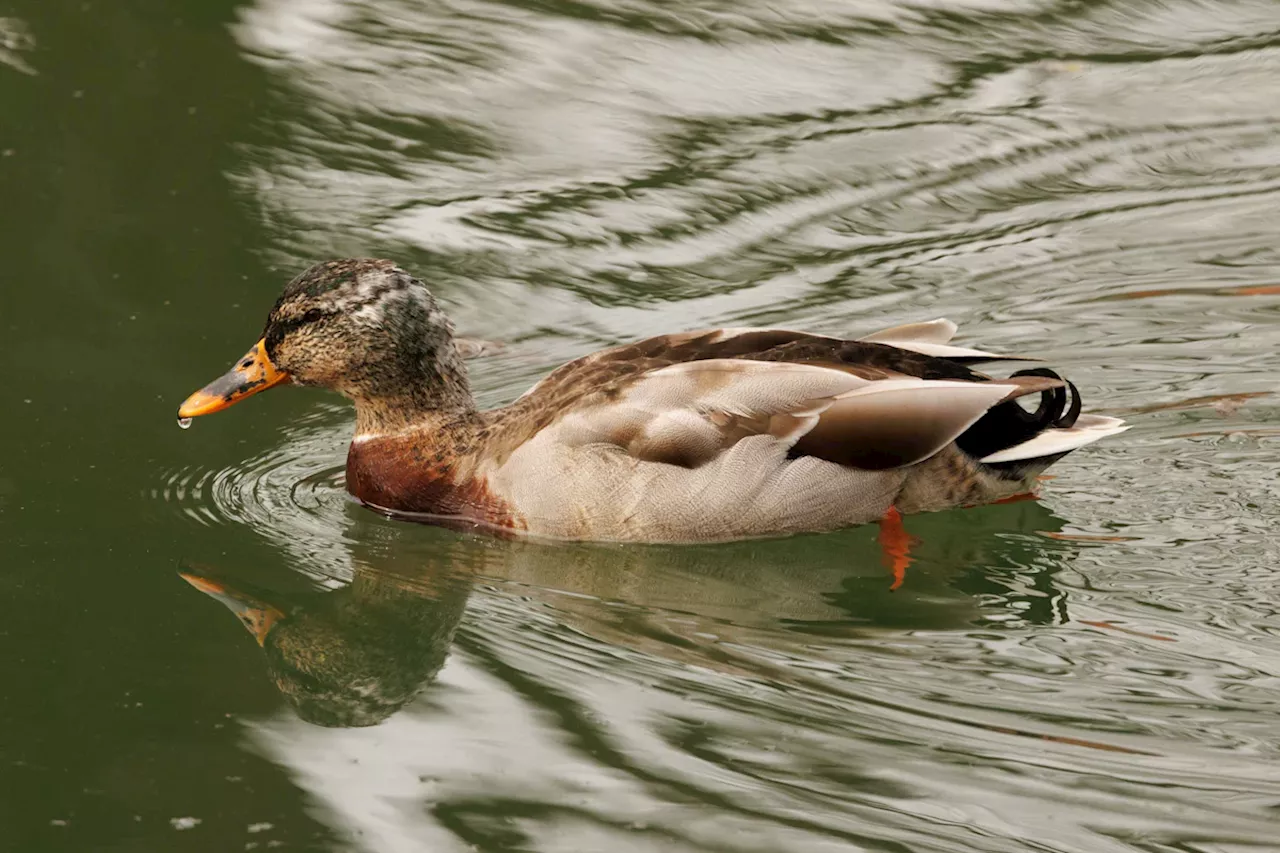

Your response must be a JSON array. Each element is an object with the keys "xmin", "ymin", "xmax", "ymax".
[{"xmin": 156, "ymin": 408, "xmax": 357, "ymax": 581}]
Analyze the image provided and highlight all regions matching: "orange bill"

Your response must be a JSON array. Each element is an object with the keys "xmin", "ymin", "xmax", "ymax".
[
  {"xmin": 178, "ymin": 570, "xmax": 285, "ymax": 646},
  {"xmin": 178, "ymin": 338, "xmax": 289, "ymax": 418}
]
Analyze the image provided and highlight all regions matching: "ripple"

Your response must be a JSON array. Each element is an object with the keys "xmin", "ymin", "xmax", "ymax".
[
  {"xmin": 245, "ymin": 578, "xmax": 1280, "ymax": 853},
  {"xmin": 157, "ymin": 411, "xmax": 357, "ymax": 581},
  {"xmin": 194, "ymin": 0, "xmax": 1280, "ymax": 849},
  {"xmin": 225, "ymin": 0, "xmax": 1280, "ymax": 390}
]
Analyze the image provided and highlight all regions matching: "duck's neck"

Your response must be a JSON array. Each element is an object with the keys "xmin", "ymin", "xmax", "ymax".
[
  {"xmin": 352, "ymin": 397, "xmax": 477, "ymax": 438},
  {"xmin": 348, "ymin": 342, "xmax": 479, "ymax": 438}
]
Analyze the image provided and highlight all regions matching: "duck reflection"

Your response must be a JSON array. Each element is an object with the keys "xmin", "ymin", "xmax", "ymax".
[
  {"xmin": 181, "ymin": 563, "xmax": 471, "ymax": 727},
  {"xmin": 482, "ymin": 497, "xmax": 1077, "ymax": 637},
  {"xmin": 182, "ymin": 496, "xmax": 1078, "ymax": 728}
]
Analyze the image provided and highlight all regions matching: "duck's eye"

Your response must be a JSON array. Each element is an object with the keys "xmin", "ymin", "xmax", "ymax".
[{"xmin": 301, "ymin": 308, "xmax": 325, "ymax": 325}]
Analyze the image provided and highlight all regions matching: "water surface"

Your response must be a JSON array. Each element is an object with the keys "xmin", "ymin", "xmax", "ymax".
[{"xmin": 3, "ymin": 0, "xmax": 1280, "ymax": 850}]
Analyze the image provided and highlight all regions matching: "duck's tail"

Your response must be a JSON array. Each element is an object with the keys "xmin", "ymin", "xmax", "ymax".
[
  {"xmin": 955, "ymin": 368, "xmax": 1128, "ymax": 472},
  {"xmin": 977, "ymin": 413, "xmax": 1129, "ymax": 466}
]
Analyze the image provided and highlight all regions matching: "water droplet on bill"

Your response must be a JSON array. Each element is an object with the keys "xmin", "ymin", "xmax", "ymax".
[{"xmin": 177, "ymin": 417, "xmax": 193, "ymax": 430}]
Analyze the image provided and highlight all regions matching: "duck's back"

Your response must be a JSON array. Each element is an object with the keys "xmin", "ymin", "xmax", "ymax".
[{"xmin": 461, "ymin": 324, "xmax": 1121, "ymax": 542}]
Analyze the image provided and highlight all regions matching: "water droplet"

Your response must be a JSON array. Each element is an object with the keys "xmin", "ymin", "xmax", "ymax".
[{"xmin": 177, "ymin": 417, "xmax": 193, "ymax": 430}]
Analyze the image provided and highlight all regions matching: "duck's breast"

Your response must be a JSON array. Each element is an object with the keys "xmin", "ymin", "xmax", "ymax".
[{"xmin": 346, "ymin": 437, "xmax": 527, "ymax": 532}]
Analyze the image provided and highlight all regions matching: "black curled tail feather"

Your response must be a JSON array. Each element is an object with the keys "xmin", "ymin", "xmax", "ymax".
[
  {"xmin": 1005, "ymin": 367, "xmax": 1081, "ymax": 429},
  {"xmin": 955, "ymin": 368, "xmax": 1081, "ymax": 461}
]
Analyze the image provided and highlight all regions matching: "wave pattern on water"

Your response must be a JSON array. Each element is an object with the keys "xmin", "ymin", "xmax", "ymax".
[
  {"xmin": 157, "ymin": 406, "xmax": 358, "ymax": 582},
  {"xmin": 154, "ymin": 0, "xmax": 1280, "ymax": 849}
]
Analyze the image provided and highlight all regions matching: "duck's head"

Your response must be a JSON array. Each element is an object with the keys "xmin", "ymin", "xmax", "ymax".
[{"xmin": 178, "ymin": 259, "xmax": 473, "ymax": 432}]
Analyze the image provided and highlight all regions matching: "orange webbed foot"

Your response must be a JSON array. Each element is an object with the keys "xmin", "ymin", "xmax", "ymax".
[{"xmin": 877, "ymin": 506, "xmax": 918, "ymax": 591}]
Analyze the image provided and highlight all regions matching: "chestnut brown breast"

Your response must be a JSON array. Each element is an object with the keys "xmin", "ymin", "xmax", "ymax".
[{"xmin": 345, "ymin": 438, "xmax": 526, "ymax": 531}]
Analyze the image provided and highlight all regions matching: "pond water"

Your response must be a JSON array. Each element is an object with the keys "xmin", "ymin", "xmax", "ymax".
[{"xmin": 3, "ymin": 0, "xmax": 1280, "ymax": 850}]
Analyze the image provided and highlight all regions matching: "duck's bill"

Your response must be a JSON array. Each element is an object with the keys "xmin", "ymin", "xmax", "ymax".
[
  {"xmin": 178, "ymin": 338, "xmax": 289, "ymax": 418},
  {"xmin": 178, "ymin": 570, "xmax": 285, "ymax": 646}
]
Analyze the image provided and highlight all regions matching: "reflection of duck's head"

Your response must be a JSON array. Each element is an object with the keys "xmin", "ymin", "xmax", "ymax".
[{"xmin": 181, "ymin": 566, "xmax": 472, "ymax": 727}]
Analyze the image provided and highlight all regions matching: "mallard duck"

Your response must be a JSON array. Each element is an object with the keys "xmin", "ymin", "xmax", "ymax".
[{"xmin": 178, "ymin": 259, "xmax": 1126, "ymax": 543}]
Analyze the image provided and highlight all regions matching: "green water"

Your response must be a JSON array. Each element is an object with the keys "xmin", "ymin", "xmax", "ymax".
[{"xmin": 3, "ymin": 0, "xmax": 1280, "ymax": 850}]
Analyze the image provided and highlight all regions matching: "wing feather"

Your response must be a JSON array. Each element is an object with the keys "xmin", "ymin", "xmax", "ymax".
[
  {"xmin": 860, "ymin": 318, "xmax": 959, "ymax": 345},
  {"xmin": 859, "ymin": 317, "xmax": 1038, "ymax": 361},
  {"xmin": 552, "ymin": 359, "xmax": 1054, "ymax": 470}
]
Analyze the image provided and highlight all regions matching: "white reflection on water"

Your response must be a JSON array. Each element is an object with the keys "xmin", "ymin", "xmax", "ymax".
[
  {"xmin": 0, "ymin": 17, "xmax": 36, "ymax": 76},
  {"xmin": 217, "ymin": 0, "xmax": 1280, "ymax": 849},
  {"xmin": 241, "ymin": 563, "xmax": 1280, "ymax": 853}
]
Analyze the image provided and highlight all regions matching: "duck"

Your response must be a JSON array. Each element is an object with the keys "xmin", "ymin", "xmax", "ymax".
[{"xmin": 178, "ymin": 258, "xmax": 1127, "ymax": 544}]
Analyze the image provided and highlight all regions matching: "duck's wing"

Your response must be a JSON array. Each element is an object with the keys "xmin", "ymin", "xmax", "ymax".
[
  {"xmin": 859, "ymin": 318, "xmax": 1038, "ymax": 362},
  {"xmin": 518, "ymin": 325, "xmax": 981, "ymax": 405},
  {"xmin": 546, "ymin": 358, "xmax": 1063, "ymax": 471},
  {"xmin": 860, "ymin": 317, "xmax": 960, "ymax": 345}
]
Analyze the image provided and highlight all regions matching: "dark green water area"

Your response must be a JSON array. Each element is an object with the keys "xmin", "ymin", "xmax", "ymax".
[{"xmin": 2, "ymin": 0, "xmax": 1279, "ymax": 850}]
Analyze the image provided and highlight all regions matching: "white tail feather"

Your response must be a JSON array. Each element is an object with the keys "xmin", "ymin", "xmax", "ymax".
[{"xmin": 980, "ymin": 415, "xmax": 1129, "ymax": 464}]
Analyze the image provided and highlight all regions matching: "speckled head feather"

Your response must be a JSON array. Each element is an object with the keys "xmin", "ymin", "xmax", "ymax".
[{"xmin": 262, "ymin": 259, "xmax": 474, "ymax": 433}]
